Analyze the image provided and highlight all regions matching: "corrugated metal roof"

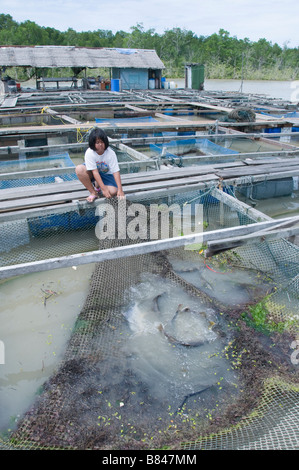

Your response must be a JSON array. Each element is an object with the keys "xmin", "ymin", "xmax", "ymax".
[{"xmin": 0, "ymin": 46, "xmax": 165, "ymax": 69}]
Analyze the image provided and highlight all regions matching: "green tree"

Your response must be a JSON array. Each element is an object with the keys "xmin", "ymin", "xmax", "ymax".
[
  {"xmin": 0, "ymin": 14, "xmax": 298, "ymax": 80},
  {"xmin": 126, "ymin": 23, "xmax": 157, "ymax": 49}
]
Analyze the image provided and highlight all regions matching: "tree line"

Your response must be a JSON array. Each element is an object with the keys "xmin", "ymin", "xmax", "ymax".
[{"xmin": 0, "ymin": 14, "xmax": 298, "ymax": 80}]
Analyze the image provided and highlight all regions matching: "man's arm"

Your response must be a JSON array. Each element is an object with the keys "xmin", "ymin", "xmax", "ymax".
[{"xmin": 113, "ymin": 171, "xmax": 125, "ymax": 198}]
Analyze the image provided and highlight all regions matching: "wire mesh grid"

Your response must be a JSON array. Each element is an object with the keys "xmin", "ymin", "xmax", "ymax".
[
  {"xmin": 181, "ymin": 377, "xmax": 299, "ymax": 450},
  {"xmin": 0, "ymin": 185, "xmax": 256, "ymax": 270}
]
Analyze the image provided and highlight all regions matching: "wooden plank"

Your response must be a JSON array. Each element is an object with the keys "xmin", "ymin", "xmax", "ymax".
[
  {"xmin": 205, "ymin": 226, "xmax": 299, "ymax": 256},
  {"xmin": 0, "ymin": 151, "xmax": 297, "ymax": 196},
  {"xmin": 0, "ymin": 180, "xmax": 82, "ymax": 202},
  {"xmin": 122, "ymin": 174, "xmax": 218, "ymax": 192},
  {"xmin": 0, "ymin": 190, "xmax": 88, "ymax": 212},
  {"xmin": 1, "ymin": 156, "xmax": 298, "ymax": 210},
  {"xmin": 115, "ymin": 142, "xmax": 151, "ymax": 161},
  {"xmin": 121, "ymin": 161, "xmax": 245, "ymax": 179},
  {"xmin": 0, "ymin": 117, "xmax": 292, "ymax": 137},
  {"xmin": 217, "ymin": 163, "xmax": 299, "ymax": 178},
  {"xmin": 0, "ymin": 120, "xmax": 212, "ymax": 135},
  {"xmin": 125, "ymin": 104, "xmax": 152, "ymax": 114},
  {"xmin": 205, "ymin": 216, "xmax": 299, "ymax": 256},
  {"xmin": 43, "ymin": 107, "xmax": 83, "ymax": 125},
  {"xmin": 0, "ymin": 96, "xmax": 18, "ymax": 108},
  {"xmin": 0, "ymin": 166, "xmax": 220, "ymax": 203},
  {"xmin": 0, "ymin": 174, "xmax": 219, "ymax": 212},
  {"xmin": 244, "ymin": 157, "xmax": 299, "ymax": 166},
  {"xmin": 121, "ymin": 158, "xmax": 299, "ymax": 185},
  {"xmin": 120, "ymin": 166, "xmax": 222, "ymax": 183},
  {"xmin": 225, "ymin": 170, "xmax": 299, "ymax": 186},
  {"xmin": 210, "ymin": 188, "xmax": 272, "ymax": 222},
  {"xmin": 0, "ymin": 169, "xmax": 197, "ymax": 201},
  {"xmin": 155, "ymin": 112, "xmax": 192, "ymax": 122},
  {"xmin": 0, "ymin": 180, "xmax": 211, "ymax": 222}
]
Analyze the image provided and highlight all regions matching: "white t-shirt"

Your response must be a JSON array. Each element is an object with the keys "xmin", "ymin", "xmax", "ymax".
[{"xmin": 84, "ymin": 147, "xmax": 120, "ymax": 174}]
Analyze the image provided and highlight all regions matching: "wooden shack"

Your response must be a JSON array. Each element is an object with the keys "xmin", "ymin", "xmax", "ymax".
[{"xmin": 0, "ymin": 45, "xmax": 165, "ymax": 91}]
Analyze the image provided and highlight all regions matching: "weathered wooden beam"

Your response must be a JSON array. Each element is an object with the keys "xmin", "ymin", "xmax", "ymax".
[
  {"xmin": 43, "ymin": 106, "xmax": 83, "ymax": 125},
  {"xmin": 205, "ymin": 216, "xmax": 299, "ymax": 256},
  {"xmin": 0, "ymin": 165, "xmax": 215, "ymax": 202},
  {"xmin": 0, "ymin": 174, "xmax": 219, "ymax": 212},
  {"xmin": 0, "ymin": 181, "xmax": 211, "ymax": 222},
  {"xmin": 216, "ymin": 162, "xmax": 299, "ymax": 178},
  {"xmin": 210, "ymin": 187, "xmax": 272, "ymax": 222},
  {"xmin": 0, "ymin": 141, "xmax": 88, "ymax": 156},
  {"xmin": 0, "ymin": 117, "xmax": 292, "ymax": 137}
]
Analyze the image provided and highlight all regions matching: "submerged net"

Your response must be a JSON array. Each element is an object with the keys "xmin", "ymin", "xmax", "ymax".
[{"xmin": 1, "ymin": 188, "xmax": 298, "ymax": 450}]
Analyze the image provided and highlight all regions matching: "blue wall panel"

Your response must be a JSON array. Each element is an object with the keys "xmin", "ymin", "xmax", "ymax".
[{"xmin": 119, "ymin": 68, "xmax": 148, "ymax": 90}]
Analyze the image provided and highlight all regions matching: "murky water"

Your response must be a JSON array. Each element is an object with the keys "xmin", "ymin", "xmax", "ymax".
[
  {"xmin": 169, "ymin": 256, "xmax": 269, "ymax": 307},
  {"xmin": 0, "ymin": 223, "xmax": 99, "ymax": 268},
  {"xmin": 119, "ymin": 273, "xmax": 238, "ymax": 410},
  {"xmin": 0, "ymin": 263, "xmax": 95, "ymax": 432},
  {"xmin": 237, "ymin": 189, "xmax": 299, "ymax": 219},
  {"xmin": 222, "ymin": 137, "xmax": 289, "ymax": 153},
  {"xmin": 174, "ymin": 78, "xmax": 297, "ymax": 102},
  {"xmin": 21, "ymin": 78, "xmax": 296, "ymax": 102}
]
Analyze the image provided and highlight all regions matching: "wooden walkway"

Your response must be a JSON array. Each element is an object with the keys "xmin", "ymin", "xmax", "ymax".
[
  {"xmin": 1, "ymin": 158, "xmax": 299, "ymax": 279},
  {"xmin": 1, "ymin": 156, "xmax": 299, "ymax": 216}
]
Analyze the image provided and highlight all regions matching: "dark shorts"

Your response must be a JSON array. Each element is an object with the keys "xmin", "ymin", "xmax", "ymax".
[{"xmin": 89, "ymin": 169, "xmax": 118, "ymax": 188}]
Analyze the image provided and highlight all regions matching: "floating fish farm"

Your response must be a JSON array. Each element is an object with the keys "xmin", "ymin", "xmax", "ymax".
[{"xmin": 0, "ymin": 81, "xmax": 298, "ymax": 451}]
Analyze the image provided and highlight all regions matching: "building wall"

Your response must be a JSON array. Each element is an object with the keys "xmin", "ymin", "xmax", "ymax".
[
  {"xmin": 112, "ymin": 68, "xmax": 149, "ymax": 90},
  {"xmin": 185, "ymin": 64, "xmax": 204, "ymax": 90}
]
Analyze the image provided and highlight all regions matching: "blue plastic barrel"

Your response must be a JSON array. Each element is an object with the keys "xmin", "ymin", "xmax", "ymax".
[{"xmin": 111, "ymin": 79, "xmax": 120, "ymax": 92}]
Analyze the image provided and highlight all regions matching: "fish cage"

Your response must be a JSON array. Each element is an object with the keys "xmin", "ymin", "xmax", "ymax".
[
  {"xmin": 96, "ymin": 116, "xmax": 164, "ymax": 139},
  {"xmin": 149, "ymin": 138, "xmax": 239, "ymax": 166},
  {"xmin": 0, "ymin": 152, "xmax": 74, "ymax": 173},
  {"xmin": 0, "ymin": 183, "xmax": 262, "ymax": 274},
  {"xmin": 122, "ymin": 133, "xmax": 298, "ymax": 169},
  {"xmin": 0, "ymin": 181, "xmax": 298, "ymax": 450},
  {"xmin": 0, "ymin": 153, "xmax": 77, "ymax": 189},
  {"xmin": 95, "ymin": 116, "xmax": 199, "ymax": 139},
  {"xmin": 0, "ymin": 88, "xmax": 298, "ymax": 450},
  {"xmin": 0, "ymin": 110, "xmax": 56, "ymax": 128},
  {"xmin": 0, "ymin": 100, "xmax": 220, "ymax": 131},
  {"xmin": 0, "ymin": 146, "xmax": 159, "ymax": 189}
]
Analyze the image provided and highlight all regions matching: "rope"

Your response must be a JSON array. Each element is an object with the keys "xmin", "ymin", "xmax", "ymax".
[
  {"xmin": 183, "ymin": 185, "xmax": 217, "ymax": 206},
  {"xmin": 76, "ymin": 126, "xmax": 95, "ymax": 143}
]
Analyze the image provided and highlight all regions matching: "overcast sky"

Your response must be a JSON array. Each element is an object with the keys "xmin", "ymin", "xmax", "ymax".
[{"xmin": 1, "ymin": 0, "xmax": 298, "ymax": 48}]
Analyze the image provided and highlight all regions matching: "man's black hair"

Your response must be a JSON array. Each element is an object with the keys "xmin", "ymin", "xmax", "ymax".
[{"xmin": 88, "ymin": 127, "xmax": 109, "ymax": 151}]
